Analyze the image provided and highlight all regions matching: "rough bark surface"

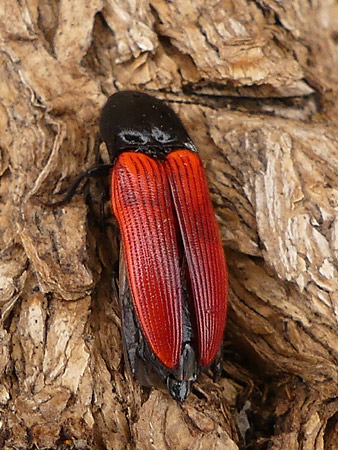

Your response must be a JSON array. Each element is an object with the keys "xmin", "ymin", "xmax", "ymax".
[{"xmin": 0, "ymin": 0, "xmax": 337, "ymax": 449}]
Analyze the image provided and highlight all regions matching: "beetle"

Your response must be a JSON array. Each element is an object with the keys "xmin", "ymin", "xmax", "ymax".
[{"xmin": 46, "ymin": 91, "xmax": 228, "ymax": 401}]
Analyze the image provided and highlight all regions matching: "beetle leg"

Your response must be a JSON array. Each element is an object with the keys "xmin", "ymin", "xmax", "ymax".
[
  {"xmin": 118, "ymin": 246, "xmax": 140, "ymax": 379},
  {"xmin": 98, "ymin": 190, "xmax": 111, "ymax": 230},
  {"xmin": 111, "ymin": 266, "xmax": 119, "ymax": 300},
  {"xmin": 40, "ymin": 164, "xmax": 112, "ymax": 207}
]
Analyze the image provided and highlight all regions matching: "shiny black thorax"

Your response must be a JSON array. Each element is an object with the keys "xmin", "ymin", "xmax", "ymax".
[{"xmin": 99, "ymin": 91, "xmax": 197, "ymax": 161}]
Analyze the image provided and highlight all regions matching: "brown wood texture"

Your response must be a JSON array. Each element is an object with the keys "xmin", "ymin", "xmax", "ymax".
[{"xmin": 0, "ymin": 1, "xmax": 338, "ymax": 449}]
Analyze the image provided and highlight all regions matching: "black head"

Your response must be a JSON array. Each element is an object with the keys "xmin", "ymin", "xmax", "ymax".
[{"xmin": 99, "ymin": 91, "xmax": 197, "ymax": 162}]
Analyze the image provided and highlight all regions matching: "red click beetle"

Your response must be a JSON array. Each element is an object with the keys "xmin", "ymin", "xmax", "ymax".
[{"xmin": 48, "ymin": 91, "xmax": 228, "ymax": 401}]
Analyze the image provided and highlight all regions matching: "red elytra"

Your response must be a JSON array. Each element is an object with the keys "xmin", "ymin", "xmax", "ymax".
[{"xmin": 112, "ymin": 149, "xmax": 228, "ymax": 369}]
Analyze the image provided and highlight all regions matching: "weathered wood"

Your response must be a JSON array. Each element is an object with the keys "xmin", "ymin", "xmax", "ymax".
[{"xmin": 0, "ymin": 0, "xmax": 337, "ymax": 448}]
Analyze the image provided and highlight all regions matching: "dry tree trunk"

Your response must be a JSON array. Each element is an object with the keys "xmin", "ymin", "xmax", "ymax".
[{"xmin": 0, "ymin": 0, "xmax": 337, "ymax": 449}]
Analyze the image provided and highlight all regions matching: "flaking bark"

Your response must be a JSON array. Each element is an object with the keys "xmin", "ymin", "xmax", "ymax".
[{"xmin": 0, "ymin": 0, "xmax": 337, "ymax": 449}]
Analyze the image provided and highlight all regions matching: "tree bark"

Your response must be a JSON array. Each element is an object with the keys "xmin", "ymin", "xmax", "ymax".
[{"xmin": 1, "ymin": 0, "xmax": 337, "ymax": 449}]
